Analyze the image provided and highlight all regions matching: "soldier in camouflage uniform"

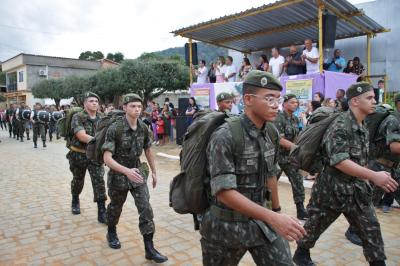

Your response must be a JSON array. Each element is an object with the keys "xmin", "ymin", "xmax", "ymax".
[
  {"xmin": 201, "ymin": 71, "xmax": 305, "ymax": 266},
  {"xmin": 14, "ymin": 102, "xmax": 26, "ymax": 142},
  {"xmin": 293, "ymin": 82, "xmax": 398, "ymax": 266},
  {"xmin": 274, "ymin": 94, "xmax": 308, "ymax": 220},
  {"xmin": 345, "ymin": 95, "xmax": 400, "ymax": 246},
  {"xmin": 67, "ymin": 92, "xmax": 107, "ymax": 223},
  {"xmin": 102, "ymin": 93, "xmax": 167, "ymax": 263},
  {"xmin": 31, "ymin": 103, "xmax": 47, "ymax": 148},
  {"xmin": 216, "ymin": 92, "xmax": 234, "ymax": 113}
]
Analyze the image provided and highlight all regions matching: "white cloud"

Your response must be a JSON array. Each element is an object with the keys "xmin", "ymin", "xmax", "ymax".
[{"xmin": 0, "ymin": 0, "xmax": 373, "ymax": 61}]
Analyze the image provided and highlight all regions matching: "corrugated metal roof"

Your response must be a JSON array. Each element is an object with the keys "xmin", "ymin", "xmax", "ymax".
[{"xmin": 171, "ymin": 0, "xmax": 389, "ymax": 53}]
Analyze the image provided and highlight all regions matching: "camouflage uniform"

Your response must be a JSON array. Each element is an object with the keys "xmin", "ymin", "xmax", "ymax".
[
  {"xmin": 200, "ymin": 114, "xmax": 292, "ymax": 266},
  {"xmin": 67, "ymin": 110, "xmax": 106, "ymax": 202},
  {"xmin": 31, "ymin": 110, "xmax": 46, "ymax": 143},
  {"xmin": 371, "ymin": 111, "xmax": 400, "ymax": 205},
  {"xmin": 15, "ymin": 107, "xmax": 25, "ymax": 140},
  {"xmin": 274, "ymin": 110, "xmax": 305, "ymax": 204},
  {"xmin": 297, "ymin": 110, "xmax": 386, "ymax": 262},
  {"xmin": 102, "ymin": 117, "xmax": 155, "ymax": 235}
]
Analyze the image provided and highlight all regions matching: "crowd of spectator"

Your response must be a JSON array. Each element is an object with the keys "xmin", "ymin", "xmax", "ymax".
[{"xmin": 192, "ymin": 38, "xmax": 367, "ymax": 84}]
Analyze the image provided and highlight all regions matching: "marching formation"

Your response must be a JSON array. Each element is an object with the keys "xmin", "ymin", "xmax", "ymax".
[{"xmin": 2, "ymin": 70, "xmax": 399, "ymax": 265}]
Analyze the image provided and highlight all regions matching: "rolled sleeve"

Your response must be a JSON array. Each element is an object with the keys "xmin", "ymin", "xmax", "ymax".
[
  {"xmin": 207, "ymin": 126, "xmax": 237, "ymax": 196},
  {"xmin": 71, "ymin": 114, "xmax": 85, "ymax": 134},
  {"xmin": 102, "ymin": 125, "xmax": 116, "ymax": 154},
  {"xmin": 323, "ymin": 117, "xmax": 350, "ymax": 166},
  {"xmin": 210, "ymin": 174, "xmax": 237, "ymax": 196},
  {"xmin": 267, "ymin": 163, "xmax": 281, "ymax": 178}
]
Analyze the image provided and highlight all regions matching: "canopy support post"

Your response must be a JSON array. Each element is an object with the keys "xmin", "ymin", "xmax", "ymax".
[
  {"xmin": 367, "ymin": 34, "xmax": 372, "ymax": 80},
  {"xmin": 189, "ymin": 38, "xmax": 193, "ymax": 85},
  {"xmin": 384, "ymin": 74, "xmax": 388, "ymax": 103},
  {"xmin": 318, "ymin": 3, "xmax": 324, "ymax": 73}
]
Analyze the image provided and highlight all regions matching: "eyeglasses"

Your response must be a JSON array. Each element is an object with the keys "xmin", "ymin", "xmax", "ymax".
[{"xmin": 247, "ymin": 94, "xmax": 283, "ymax": 106}]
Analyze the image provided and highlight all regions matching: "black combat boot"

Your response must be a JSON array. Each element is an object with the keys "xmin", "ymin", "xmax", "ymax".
[
  {"xmin": 293, "ymin": 247, "xmax": 315, "ymax": 266},
  {"xmin": 97, "ymin": 201, "xmax": 106, "ymax": 224},
  {"xmin": 71, "ymin": 195, "xmax": 80, "ymax": 215},
  {"xmin": 370, "ymin": 260, "xmax": 386, "ymax": 266},
  {"xmin": 345, "ymin": 227, "xmax": 362, "ymax": 246},
  {"xmin": 43, "ymin": 141, "xmax": 46, "ymax": 148},
  {"xmin": 20, "ymin": 137, "xmax": 23, "ymax": 142},
  {"xmin": 144, "ymin": 233, "xmax": 168, "ymax": 263},
  {"xmin": 296, "ymin": 202, "xmax": 309, "ymax": 220},
  {"xmin": 107, "ymin": 226, "xmax": 121, "ymax": 249},
  {"xmin": 34, "ymin": 141, "xmax": 37, "ymax": 148},
  {"xmin": 26, "ymin": 132, "xmax": 30, "ymax": 140}
]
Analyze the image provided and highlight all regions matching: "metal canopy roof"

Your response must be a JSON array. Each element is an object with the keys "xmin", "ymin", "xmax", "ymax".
[{"xmin": 172, "ymin": 0, "xmax": 389, "ymax": 53}]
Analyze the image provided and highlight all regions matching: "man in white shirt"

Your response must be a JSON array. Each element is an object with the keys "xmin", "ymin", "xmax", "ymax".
[
  {"xmin": 224, "ymin": 56, "xmax": 237, "ymax": 82},
  {"xmin": 194, "ymin": 60, "xmax": 208, "ymax": 84},
  {"xmin": 269, "ymin": 47, "xmax": 285, "ymax": 77},
  {"xmin": 301, "ymin": 39, "xmax": 319, "ymax": 74}
]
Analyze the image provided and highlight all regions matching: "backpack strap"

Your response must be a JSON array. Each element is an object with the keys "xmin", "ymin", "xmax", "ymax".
[{"xmin": 226, "ymin": 117, "xmax": 244, "ymax": 158}]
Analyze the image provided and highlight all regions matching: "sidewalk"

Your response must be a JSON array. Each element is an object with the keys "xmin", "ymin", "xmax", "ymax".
[{"xmin": 0, "ymin": 130, "xmax": 399, "ymax": 265}]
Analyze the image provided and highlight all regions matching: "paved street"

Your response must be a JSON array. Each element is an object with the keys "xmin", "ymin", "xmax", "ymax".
[{"xmin": 0, "ymin": 129, "xmax": 399, "ymax": 266}]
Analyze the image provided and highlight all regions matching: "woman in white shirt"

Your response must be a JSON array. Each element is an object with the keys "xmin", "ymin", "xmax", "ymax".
[{"xmin": 215, "ymin": 56, "xmax": 226, "ymax": 83}]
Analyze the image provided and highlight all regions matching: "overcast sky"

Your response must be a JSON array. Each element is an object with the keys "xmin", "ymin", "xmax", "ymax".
[{"xmin": 0, "ymin": 0, "xmax": 373, "ymax": 61}]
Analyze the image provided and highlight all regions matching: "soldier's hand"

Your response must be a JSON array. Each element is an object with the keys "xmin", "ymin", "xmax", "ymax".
[
  {"xmin": 124, "ymin": 168, "xmax": 144, "ymax": 184},
  {"xmin": 151, "ymin": 173, "xmax": 157, "ymax": 188},
  {"xmin": 372, "ymin": 171, "xmax": 398, "ymax": 193},
  {"xmin": 269, "ymin": 213, "xmax": 306, "ymax": 242}
]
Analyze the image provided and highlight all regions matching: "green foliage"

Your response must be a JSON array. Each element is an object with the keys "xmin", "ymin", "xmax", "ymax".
[
  {"xmin": 153, "ymin": 42, "xmax": 228, "ymax": 66},
  {"xmin": 79, "ymin": 51, "xmax": 105, "ymax": 61},
  {"xmin": 0, "ymin": 94, "xmax": 6, "ymax": 102},
  {"xmin": 0, "ymin": 71, "xmax": 5, "ymax": 85},
  {"xmin": 106, "ymin": 52, "xmax": 124, "ymax": 63},
  {"xmin": 31, "ymin": 58, "xmax": 189, "ymax": 106}
]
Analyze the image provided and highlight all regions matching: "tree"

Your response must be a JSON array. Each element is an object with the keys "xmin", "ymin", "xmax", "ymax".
[
  {"xmin": 91, "ymin": 68, "xmax": 125, "ymax": 103},
  {"xmin": 79, "ymin": 51, "xmax": 104, "ymax": 61},
  {"xmin": 0, "ymin": 94, "xmax": 6, "ymax": 102},
  {"xmin": 0, "ymin": 71, "xmax": 6, "ymax": 85},
  {"xmin": 119, "ymin": 59, "xmax": 189, "ymax": 104},
  {"xmin": 106, "ymin": 52, "xmax": 124, "ymax": 63},
  {"xmin": 32, "ymin": 79, "xmax": 66, "ymax": 107}
]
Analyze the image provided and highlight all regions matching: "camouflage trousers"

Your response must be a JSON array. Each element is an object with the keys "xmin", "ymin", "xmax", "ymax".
[
  {"xmin": 106, "ymin": 185, "xmax": 155, "ymax": 235},
  {"xmin": 277, "ymin": 162, "xmax": 305, "ymax": 204},
  {"xmin": 67, "ymin": 151, "xmax": 106, "ymax": 202},
  {"xmin": 33, "ymin": 122, "xmax": 46, "ymax": 143},
  {"xmin": 370, "ymin": 161, "xmax": 400, "ymax": 206},
  {"xmin": 298, "ymin": 174, "xmax": 386, "ymax": 262},
  {"xmin": 200, "ymin": 237, "xmax": 292, "ymax": 266}
]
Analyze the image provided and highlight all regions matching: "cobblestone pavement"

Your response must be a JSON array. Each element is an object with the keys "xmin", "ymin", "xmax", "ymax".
[{"xmin": 0, "ymin": 129, "xmax": 399, "ymax": 266}]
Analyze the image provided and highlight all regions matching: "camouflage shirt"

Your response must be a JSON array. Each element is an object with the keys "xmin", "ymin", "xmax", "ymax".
[
  {"xmin": 102, "ymin": 117, "xmax": 151, "ymax": 190},
  {"xmin": 274, "ymin": 110, "xmax": 300, "ymax": 163},
  {"xmin": 320, "ymin": 110, "xmax": 369, "ymax": 193},
  {"xmin": 372, "ymin": 111, "xmax": 400, "ymax": 162},
  {"xmin": 201, "ymin": 114, "xmax": 281, "ymax": 247},
  {"xmin": 70, "ymin": 110, "xmax": 102, "ymax": 150}
]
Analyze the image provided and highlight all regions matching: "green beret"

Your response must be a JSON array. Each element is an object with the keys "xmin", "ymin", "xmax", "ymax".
[
  {"xmin": 345, "ymin": 82, "xmax": 373, "ymax": 100},
  {"xmin": 216, "ymin": 92, "xmax": 234, "ymax": 102},
  {"xmin": 394, "ymin": 93, "xmax": 400, "ymax": 103},
  {"xmin": 84, "ymin": 92, "xmax": 100, "ymax": 101},
  {"xmin": 122, "ymin": 93, "xmax": 143, "ymax": 104},
  {"xmin": 283, "ymin": 94, "xmax": 297, "ymax": 102},
  {"xmin": 243, "ymin": 70, "xmax": 282, "ymax": 91}
]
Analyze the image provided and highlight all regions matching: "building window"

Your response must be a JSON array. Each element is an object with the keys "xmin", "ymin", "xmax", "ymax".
[{"xmin": 19, "ymin": 71, "xmax": 24, "ymax": 82}]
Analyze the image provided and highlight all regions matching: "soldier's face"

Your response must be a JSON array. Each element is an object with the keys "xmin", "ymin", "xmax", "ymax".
[
  {"xmin": 284, "ymin": 99, "xmax": 299, "ymax": 113},
  {"xmin": 124, "ymin": 101, "xmax": 142, "ymax": 119},
  {"xmin": 245, "ymin": 89, "xmax": 281, "ymax": 122},
  {"xmin": 218, "ymin": 99, "xmax": 233, "ymax": 112},
  {"xmin": 84, "ymin": 97, "xmax": 99, "ymax": 112},
  {"xmin": 353, "ymin": 91, "xmax": 376, "ymax": 115}
]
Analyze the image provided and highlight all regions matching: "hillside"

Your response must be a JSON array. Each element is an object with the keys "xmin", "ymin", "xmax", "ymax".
[{"xmin": 154, "ymin": 42, "xmax": 228, "ymax": 66}]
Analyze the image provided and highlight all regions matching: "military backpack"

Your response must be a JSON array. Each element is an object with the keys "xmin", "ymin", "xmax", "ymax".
[
  {"xmin": 86, "ymin": 110, "xmax": 126, "ymax": 163},
  {"xmin": 290, "ymin": 107, "xmax": 341, "ymax": 172},
  {"xmin": 56, "ymin": 107, "xmax": 83, "ymax": 147},
  {"xmin": 169, "ymin": 111, "xmax": 278, "ymax": 215}
]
